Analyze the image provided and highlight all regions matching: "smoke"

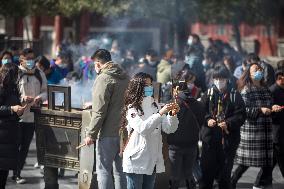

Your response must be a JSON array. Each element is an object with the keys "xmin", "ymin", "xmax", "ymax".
[
  {"xmin": 53, "ymin": 16, "xmax": 162, "ymax": 108},
  {"xmin": 54, "ymin": 79, "xmax": 93, "ymax": 109}
]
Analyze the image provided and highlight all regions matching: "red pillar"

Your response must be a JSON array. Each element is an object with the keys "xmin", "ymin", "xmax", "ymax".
[
  {"xmin": 54, "ymin": 15, "xmax": 64, "ymax": 46},
  {"xmin": 32, "ymin": 16, "xmax": 41, "ymax": 40},
  {"xmin": 14, "ymin": 17, "xmax": 24, "ymax": 37},
  {"xmin": 79, "ymin": 11, "xmax": 91, "ymax": 42}
]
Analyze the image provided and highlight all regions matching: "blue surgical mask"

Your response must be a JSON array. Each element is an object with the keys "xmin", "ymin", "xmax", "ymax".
[
  {"xmin": 26, "ymin": 60, "xmax": 35, "ymax": 70},
  {"xmin": 58, "ymin": 63, "xmax": 68, "ymax": 69},
  {"xmin": 253, "ymin": 71, "xmax": 264, "ymax": 81},
  {"xmin": 144, "ymin": 86, "xmax": 154, "ymax": 97},
  {"xmin": 2, "ymin": 59, "xmax": 11, "ymax": 65}
]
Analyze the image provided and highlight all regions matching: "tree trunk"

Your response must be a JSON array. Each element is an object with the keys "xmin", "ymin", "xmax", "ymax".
[
  {"xmin": 175, "ymin": 18, "xmax": 189, "ymax": 56},
  {"xmin": 173, "ymin": 0, "xmax": 189, "ymax": 56},
  {"xmin": 73, "ymin": 13, "xmax": 81, "ymax": 44},
  {"xmin": 168, "ymin": 21, "xmax": 175, "ymax": 50},
  {"xmin": 232, "ymin": 20, "xmax": 243, "ymax": 53}
]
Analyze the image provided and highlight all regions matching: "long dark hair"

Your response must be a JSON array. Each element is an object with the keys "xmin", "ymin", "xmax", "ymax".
[
  {"xmin": 237, "ymin": 63, "xmax": 265, "ymax": 91},
  {"xmin": 120, "ymin": 72, "xmax": 153, "ymax": 129},
  {"xmin": 0, "ymin": 63, "xmax": 18, "ymax": 88}
]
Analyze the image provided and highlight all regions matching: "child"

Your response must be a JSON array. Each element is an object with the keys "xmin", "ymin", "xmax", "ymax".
[{"xmin": 121, "ymin": 72, "xmax": 179, "ymax": 189}]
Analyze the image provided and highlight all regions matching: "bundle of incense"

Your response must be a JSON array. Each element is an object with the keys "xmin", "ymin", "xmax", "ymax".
[{"xmin": 76, "ymin": 143, "xmax": 86, "ymax": 149}]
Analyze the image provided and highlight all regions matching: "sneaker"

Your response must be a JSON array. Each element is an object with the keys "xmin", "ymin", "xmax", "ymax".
[
  {"xmin": 34, "ymin": 162, "xmax": 39, "ymax": 168},
  {"xmin": 253, "ymin": 184, "xmax": 273, "ymax": 189},
  {"xmin": 16, "ymin": 176, "xmax": 26, "ymax": 184},
  {"xmin": 253, "ymin": 186, "xmax": 265, "ymax": 189}
]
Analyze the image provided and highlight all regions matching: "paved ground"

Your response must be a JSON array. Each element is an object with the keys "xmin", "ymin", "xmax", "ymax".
[{"xmin": 5, "ymin": 138, "xmax": 284, "ymax": 189}]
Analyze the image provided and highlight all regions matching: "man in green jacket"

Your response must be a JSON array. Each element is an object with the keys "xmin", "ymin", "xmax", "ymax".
[
  {"xmin": 157, "ymin": 49, "xmax": 174, "ymax": 84},
  {"xmin": 84, "ymin": 49, "xmax": 128, "ymax": 189}
]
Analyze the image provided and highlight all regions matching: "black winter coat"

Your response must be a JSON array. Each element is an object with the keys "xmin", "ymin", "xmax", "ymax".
[
  {"xmin": 0, "ymin": 85, "xmax": 21, "ymax": 170},
  {"xmin": 201, "ymin": 86, "xmax": 246, "ymax": 150},
  {"xmin": 270, "ymin": 84, "xmax": 284, "ymax": 145},
  {"xmin": 167, "ymin": 93, "xmax": 205, "ymax": 149}
]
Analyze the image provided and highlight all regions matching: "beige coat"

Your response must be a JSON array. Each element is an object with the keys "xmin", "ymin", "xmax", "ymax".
[{"xmin": 18, "ymin": 65, "xmax": 47, "ymax": 123}]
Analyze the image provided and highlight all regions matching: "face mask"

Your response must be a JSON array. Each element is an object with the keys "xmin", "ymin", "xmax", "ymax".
[
  {"xmin": 185, "ymin": 56, "xmax": 194, "ymax": 68},
  {"xmin": 2, "ymin": 59, "xmax": 11, "ymax": 65},
  {"xmin": 144, "ymin": 86, "xmax": 154, "ymax": 97},
  {"xmin": 214, "ymin": 79, "xmax": 227, "ymax": 91},
  {"xmin": 26, "ymin": 60, "xmax": 35, "ymax": 70},
  {"xmin": 187, "ymin": 37, "xmax": 193, "ymax": 46},
  {"xmin": 202, "ymin": 60, "xmax": 210, "ymax": 68},
  {"xmin": 253, "ymin": 71, "xmax": 264, "ymax": 81},
  {"xmin": 187, "ymin": 83, "xmax": 195, "ymax": 90},
  {"xmin": 58, "ymin": 63, "xmax": 68, "ymax": 69}
]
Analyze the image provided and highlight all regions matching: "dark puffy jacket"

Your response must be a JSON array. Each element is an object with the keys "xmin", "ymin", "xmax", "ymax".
[
  {"xmin": 0, "ymin": 85, "xmax": 21, "ymax": 170},
  {"xmin": 167, "ymin": 93, "xmax": 205, "ymax": 149},
  {"xmin": 270, "ymin": 84, "xmax": 284, "ymax": 144},
  {"xmin": 201, "ymin": 86, "xmax": 246, "ymax": 149}
]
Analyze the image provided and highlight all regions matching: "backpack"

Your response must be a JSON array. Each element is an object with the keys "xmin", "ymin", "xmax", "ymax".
[{"xmin": 18, "ymin": 68, "xmax": 43, "ymax": 86}]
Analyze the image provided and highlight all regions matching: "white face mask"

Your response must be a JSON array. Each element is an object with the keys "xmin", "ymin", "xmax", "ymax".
[
  {"xmin": 214, "ymin": 79, "xmax": 227, "ymax": 91},
  {"xmin": 187, "ymin": 83, "xmax": 195, "ymax": 90},
  {"xmin": 187, "ymin": 37, "xmax": 193, "ymax": 45}
]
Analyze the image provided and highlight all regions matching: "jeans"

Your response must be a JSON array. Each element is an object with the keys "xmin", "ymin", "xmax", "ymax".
[
  {"xmin": 95, "ymin": 137, "xmax": 126, "ymax": 189},
  {"xmin": 126, "ymin": 173, "xmax": 156, "ymax": 189},
  {"xmin": 14, "ymin": 122, "xmax": 35, "ymax": 177}
]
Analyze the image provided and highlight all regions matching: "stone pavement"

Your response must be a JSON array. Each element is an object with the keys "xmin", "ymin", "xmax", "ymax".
[{"xmin": 5, "ymin": 138, "xmax": 284, "ymax": 189}]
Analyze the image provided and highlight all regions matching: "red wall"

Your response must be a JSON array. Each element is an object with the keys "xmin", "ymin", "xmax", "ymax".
[{"xmin": 191, "ymin": 22, "xmax": 278, "ymax": 56}]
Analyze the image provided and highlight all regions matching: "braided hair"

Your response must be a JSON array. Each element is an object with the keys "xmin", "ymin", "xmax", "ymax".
[{"xmin": 120, "ymin": 72, "xmax": 153, "ymax": 129}]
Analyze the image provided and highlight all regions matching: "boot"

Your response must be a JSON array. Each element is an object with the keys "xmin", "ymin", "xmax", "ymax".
[
  {"xmin": 186, "ymin": 179, "xmax": 197, "ymax": 189},
  {"xmin": 231, "ymin": 165, "xmax": 248, "ymax": 189}
]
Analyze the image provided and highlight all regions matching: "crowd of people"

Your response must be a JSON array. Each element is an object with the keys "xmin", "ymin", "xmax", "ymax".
[{"xmin": 0, "ymin": 33, "xmax": 283, "ymax": 189}]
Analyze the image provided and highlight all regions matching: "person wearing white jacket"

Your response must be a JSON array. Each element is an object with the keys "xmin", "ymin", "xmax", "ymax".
[
  {"xmin": 13, "ymin": 48, "xmax": 47, "ymax": 184},
  {"xmin": 120, "ymin": 72, "xmax": 179, "ymax": 189}
]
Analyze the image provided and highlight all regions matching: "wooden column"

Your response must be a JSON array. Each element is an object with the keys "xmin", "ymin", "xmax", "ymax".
[
  {"xmin": 79, "ymin": 11, "xmax": 91, "ymax": 42},
  {"xmin": 54, "ymin": 15, "xmax": 64, "ymax": 47},
  {"xmin": 32, "ymin": 16, "xmax": 41, "ymax": 40},
  {"xmin": 14, "ymin": 17, "xmax": 24, "ymax": 37}
]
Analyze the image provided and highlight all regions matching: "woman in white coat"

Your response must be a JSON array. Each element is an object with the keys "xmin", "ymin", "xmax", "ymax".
[{"xmin": 120, "ymin": 72, "xmax": 179, "ymax": 189}]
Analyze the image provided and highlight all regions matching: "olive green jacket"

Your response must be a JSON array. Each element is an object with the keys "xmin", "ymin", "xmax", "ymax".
[
  {"xmin": 87, "ymin": 62, "xmax": 129, "ymax": 139},
  {"xmin": 157, "ymin": 59, "xmax": 171, "ymax": 84}
]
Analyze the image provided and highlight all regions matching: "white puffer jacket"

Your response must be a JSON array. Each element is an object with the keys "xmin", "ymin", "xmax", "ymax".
[
  {"xmin": 122, "ymin": 97, "xmax": 178, "ymax": 175},
  {"xmin": 18, "ymin": 66, "xmax": 47, "ymax": 123}
]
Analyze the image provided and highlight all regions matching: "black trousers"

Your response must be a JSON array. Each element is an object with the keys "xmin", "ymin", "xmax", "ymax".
[
  {"xmin": 44, "ymin": 167, "xmax": 59, "ymax": 189},
  {"xmin": 255, "ymin": 142, "xmax": 284, "ymax": 185},
  {"xmin": 13, "ymin": 122, "xmax": 35, "ymax": 177},
  {"xmin": 168, "ymin": 146, "xmax": 197, "ymax": 189},
  {"xmin": 0, "ymin": 170, "xmax": 8, "ymax": 189},
  {"xmin": 199, "ymin": 143, "xmax": 236, "ymax": 189}
]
